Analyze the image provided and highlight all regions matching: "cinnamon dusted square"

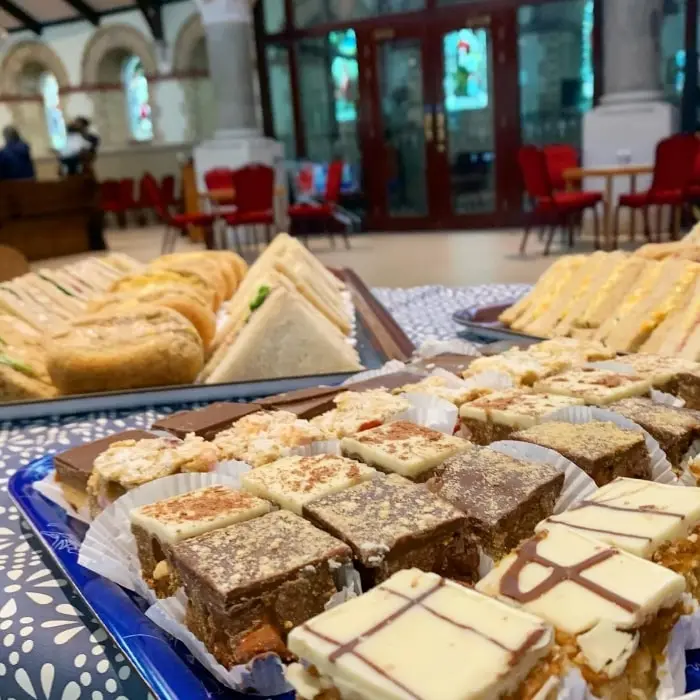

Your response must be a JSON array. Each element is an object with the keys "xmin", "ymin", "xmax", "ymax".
[
  {"xmin": 622, "ymin": 354, "xmax": 700, "ymax": 409},
  {"xmin": 427, "ymin": 447, "xmax": 564, "ymax": 560},
  {"xmin": 302, "ymin": 474, "xmax": 479, "ymax": 588},
  {"xmin": 54, "ymin": 429, "xmax": 155, "ymax": 492},
  {"xmin": 512, "ymin": 421, "xmax": 652, "ymax": 486},
  {"xmin": 241, "ymin": 454, "xmax": 377, "ymax": 515},
  {"xmin": 129, "ymin": 485, "xmax": 273, "ymax": 597},
  {"xmin": 170, "ymin": 510, "xmax": 352, "ymax": 668},
  {"xmin": 151, "ymin": 402, "xmax": 262, "ymax": 440},
  {"xmin": 340, "ymin": 420, "xmax": 471, "ymax": 481},
  {"xmin": 534, "ymin": 366, "xmax": 652, "ymax": 405},
  {"xmin": 459, "ymin": 390, "xmax": 584, "ymax": 445},
  {"xmin": 608, "ymin": 398, "xmax": 700, "ymax": 471}
]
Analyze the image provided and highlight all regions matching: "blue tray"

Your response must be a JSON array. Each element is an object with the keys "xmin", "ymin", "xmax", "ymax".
[{"xmin": 8, "ymin": 455, "xmax": 295, "ymax": 700}]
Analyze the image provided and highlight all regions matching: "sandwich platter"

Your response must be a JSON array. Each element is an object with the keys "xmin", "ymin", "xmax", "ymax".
[
  {"xmin": 0, "ymin": 232, "xmax": 415, "ymax": 420},
  {"xmin": 452, "ymin": 300, "xmax": 544, "ymax": 346}
]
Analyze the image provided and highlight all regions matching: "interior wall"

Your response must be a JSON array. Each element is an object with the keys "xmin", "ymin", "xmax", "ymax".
[{"xmin": 0, "ymin": 1, "xmax": 256, "ymax": 184}]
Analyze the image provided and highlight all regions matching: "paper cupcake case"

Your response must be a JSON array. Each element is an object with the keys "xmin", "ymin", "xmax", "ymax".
[
  {"xmin": 342, "ymin": 359, "xmax": 415, "ymax": 385},
  {"xmin": 33, "ymin": 472, "xmax": 92, "ymax": 524},
  {"xmin": 544, "ymin": 404, "xmax": 679, "ymax": 485},
  {"xmin": 77, "ymin": 466, "xmax": 250, "ymax": 597},
  {"xmin": 489, "ymin": 440, "xmax": 598, "ymax": 512},
  {"xmin": 428, "ymin": 366, "xmax": 514, "ymax": 394},
  {"xmin": 414, "ymin": 337, "xmax": 482, "ymax": 359}
]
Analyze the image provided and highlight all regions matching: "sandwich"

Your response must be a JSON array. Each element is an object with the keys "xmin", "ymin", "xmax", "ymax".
[
  {"xmin": 0, "ymin": 315, "xmax": 57, "ymax": 401},
  {"xmin": 510, "ymin": 255, "xmax": 586, "ymax": 332},
  {"xmin": 525, "ymin": 251, "xmax": 610, "ymax": 337},
  {"xmin": 499, "ymin": 255, "xmax": 579, "ymax": 327},
  {"xmin": 200, "ymin": 281, "xmax": 362, "ymax": 385},
  {"xmin": 598, "ymin": 258, "xmax": 700, "ymax": 352},
  {"xmin": 554, "ymin": 250, "xmax": 627, "ymax": 336}
]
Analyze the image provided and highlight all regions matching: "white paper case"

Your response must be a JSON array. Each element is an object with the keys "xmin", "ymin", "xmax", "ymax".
[
  {"xmin": 490, "ymin": 440, "xmax": 597, "ymax": 512},
  {"xmin": 544, "ymin": 405, "xmax": 678, "ymax": 485},
  {"xmin": 146, "ymin": 593, "xmax": 292, "ymax": 695},
  {"xmin": 343, "ymin": 360, "xmax": 415, "ymax": 385},
  {"xmin": 78, "ymin": 465, "xmax": 251, "ymax": 594},
  {"xmin": 414, "ymin": 337, "xmax": 481, "ymax": 358},
  {"xmin": 397, "ymin": 392, "xmax": 458, "ymax": 435}
]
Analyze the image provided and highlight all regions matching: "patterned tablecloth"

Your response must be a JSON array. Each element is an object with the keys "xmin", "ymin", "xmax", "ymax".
[{"xmin": 0, "ymin": 284, "xmax": 526, "ymax": 700}]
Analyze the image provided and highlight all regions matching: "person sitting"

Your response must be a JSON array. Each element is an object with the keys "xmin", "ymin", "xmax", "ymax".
[{"xmin": 0, "ymin": 126, "xmax": 35, "ymax": 181}]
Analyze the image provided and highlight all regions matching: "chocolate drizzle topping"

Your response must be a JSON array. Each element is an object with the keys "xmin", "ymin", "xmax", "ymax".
[
  {"xmin": 543, "ymin": 519, "xmax": 651, "ymax": 542},
  {"xmin": 302, "ymin": 576, "xmax": 548, "ymax": 700},
  {"xmin": 499, "ymin": 537, "xmax": 640, "ymax": 613}
]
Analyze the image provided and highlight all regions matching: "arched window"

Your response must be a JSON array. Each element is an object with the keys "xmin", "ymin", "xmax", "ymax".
[
  {"xmin": 40, "ymin": 72, "xmax": 67, "ymax": 151},
  {"xmin": 121, "ymin": 55, "xmax": 153, "ymax": 142}
]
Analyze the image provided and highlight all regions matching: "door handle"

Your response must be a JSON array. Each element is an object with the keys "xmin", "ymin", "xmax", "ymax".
[{"xmin": 423, "ymin": 113, "xmax": 434, "ymax": 143}]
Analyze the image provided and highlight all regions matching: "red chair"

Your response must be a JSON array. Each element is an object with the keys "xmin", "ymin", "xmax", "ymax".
[
  {"xmin": 223, "ymin": 164, "xmax": 275, "ymax": 251},
  {"xmin": 161, "ymin": 174, "xmax": 178, "ymax": 211},
  {"xmin": 518, "ymin": 145, "xmax": 602, "ymax": 255},
  {"xmin": 543, "ymin": 144, "xmax": 578, "ymax": 192},
  {"xmin": 684, "ymin": 147, "xmax": 700, "ymax": 204},
  {"xmin": 288, "ymin": 160, "xmax": 349, "ymax": 248},
  {"xmin": 100, "ymin": 180, "xmax": 125, "ymax": 227},
  {"xmin": 136, "ymin": 172, "xmax": 160, "ymax": 224},
  {"xmin": 204, "ymin": 167, "xmax": 236, "ymax": 213},
  {"xmin": 614, "ymin": 134, "xmax": 699, "ymax": 244},
  {"xmin": 141, "ymin": 175, "xmax": 217, "ymax": 253}
]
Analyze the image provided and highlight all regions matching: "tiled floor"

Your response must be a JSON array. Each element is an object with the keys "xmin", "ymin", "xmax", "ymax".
[{"xmin": 34, "ymin": 225, "xmax": 601, "ymax": 287}]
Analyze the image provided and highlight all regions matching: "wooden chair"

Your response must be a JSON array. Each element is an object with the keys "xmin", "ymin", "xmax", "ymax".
[{"xmin": 0, "ymin": 245, "xmax": 29, "ymax": 282}]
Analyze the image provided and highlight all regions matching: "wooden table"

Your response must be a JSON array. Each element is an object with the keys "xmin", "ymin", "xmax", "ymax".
[{"xmin": 563, "ymin": 164, "xmax": 653, "ymax": 249}]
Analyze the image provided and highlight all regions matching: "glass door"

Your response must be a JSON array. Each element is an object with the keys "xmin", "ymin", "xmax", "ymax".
[{"xmin": 362, "ymin": 25, "xmax": 437, "ymax": 229}]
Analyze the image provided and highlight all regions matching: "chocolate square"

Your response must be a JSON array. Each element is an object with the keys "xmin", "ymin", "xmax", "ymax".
[
  {"xmin": 428, "ymin": 447, "xmax": 564, "ymax": 559},
  {"xmin": 512, "ymin": 421, "xmax": 652, "ymax": 486},
  {"xmin": 171, "ymin": 510, "xmax": 351, "ymax": 668},
  {"xmin": 410, "ymin": 353, "xmax": 477, "ymax": 375},
  {"xmin": 151, "ymin": 402, "xmax": 261, "ymax": 440},
  {"xmin": 303, "ymin": 474, "xmax": 479, "ymax": 588},
  {"xmin": 54, "ymin": 429, "xmax": 154, "ymax": 490}
]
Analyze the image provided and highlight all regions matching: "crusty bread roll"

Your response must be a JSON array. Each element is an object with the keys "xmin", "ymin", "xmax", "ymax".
[
  {"xmin": 149, "ymin": 258, "xmax": 227, "ymax": 307},
  {"xmin": 47, "ymin": 305, "xmax": 204, "ymax": 394},
  {"xmin": 88, "ymin": 283, "xmax": 216, "ymax": 349},
  {"xmin": 154, "ymin": 251, "xmax": 242, "ymax": 299},
  {"xmin": 110, "ymin": 269, "xmax": 217, "ymax": 310}
]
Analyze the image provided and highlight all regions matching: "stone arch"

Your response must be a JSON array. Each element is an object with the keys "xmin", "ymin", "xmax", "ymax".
[
  {"xmin": 81, "ymin": 24, "xmax": 158, "ymax": 86},
  {"xmin": 0, "ymin": 40, "xmax": 70, "ymax": 96},
  {"xmin": 173, "ymin": 13, "xmax": 209, "ymax": 73}
]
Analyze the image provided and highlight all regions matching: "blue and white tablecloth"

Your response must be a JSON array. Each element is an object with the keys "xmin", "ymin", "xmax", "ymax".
[{"xmin": 0, "ymin": 284, "xmax": 525, "ymax": 699}]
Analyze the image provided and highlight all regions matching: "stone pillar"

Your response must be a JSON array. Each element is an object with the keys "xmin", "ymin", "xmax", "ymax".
[
  {"xmin": 192, "ymin": 0, "xmax": 282, "ymax": 192},
  {"xmin": 583, "ymin": 0, "xmax": 677, "ymax": 188}
]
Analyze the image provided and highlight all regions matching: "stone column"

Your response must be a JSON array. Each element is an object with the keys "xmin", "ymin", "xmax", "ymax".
[
  {"xmin": 600, "ymin": 0, "xmax": 663, "ymax": 104},
  {"xmin": 582, "ymin": 0, "xmax": 678, "ymax": 228},
  {"xmin": 192, "ymin": 0, "xmax": 282, "ymax": 190}
]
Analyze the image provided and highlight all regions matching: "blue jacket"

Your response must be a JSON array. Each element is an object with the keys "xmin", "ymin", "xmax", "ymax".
[{"xmin": 0, "ymin": 141, "xmax": 36, "ymax": 181}]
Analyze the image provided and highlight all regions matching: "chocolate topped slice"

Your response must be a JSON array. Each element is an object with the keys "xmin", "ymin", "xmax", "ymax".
[
  {"xmin": 428, "ymin": 447, "xmax": 564, "ymax": 559},
  {"xmin": 170, "ymin": 510, "xmax": 352, "ymax": 668},
  {"xmin": 54, "ymin": 429, "xmax": 155, "ymax": 490},
  {"xmin": 151, "ymin": 402, "xmax": 262, "ymax": 440},
  {"xmin": 303, "ymin": 474, "xmax": 479, "ymax": 587}
]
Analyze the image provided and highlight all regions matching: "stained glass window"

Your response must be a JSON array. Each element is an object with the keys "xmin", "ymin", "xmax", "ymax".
[
  {"xmin": 443, "ymin": 28, "xmax": 489, "ymax": 112},
  {"xmin": 330, "ymin": 29, "xmax": 358, "ymax": 123},
  {"xmin": 581, "ymin": 0, "xmax": 594, "ymax": 107},
  {"xmin": 122, "ymin": 55, "xmax": 153, "ymax": 142},
  {"xmin": 41, "ymin": 72, "xmax": 67, "ymax": 151}
]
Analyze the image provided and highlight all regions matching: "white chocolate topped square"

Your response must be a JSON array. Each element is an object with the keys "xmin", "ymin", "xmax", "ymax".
[
  {"xmin": 534, "ymin": 367, "xmax": 652, "ymax": 405},
  {"xmin": 460, "ymin": 390, "xmax": 584, "ymax": 429},
  {"xmin": 212, "ymin": 410, "xmax": 326, "ymax": 467},
  {"xmin": 341, "ymin": 421, "xmax": 471, "ymax": 479},
  {"xmin": 537, "ymin": 478, "xmax": 700, "ymax": 559},
  {"xmin": 477, "ymin": 526, "xmax": 685, "ymax": 637},
  {"xmin": 311, "ymin": 390, "xmax": 411, "ymax": 438},
  {"xmin": 622, "ymin": 354, "xmax": 700, "ymax": 384},
  {"xmin": 241, "ymin": 454, "xmax": 377, "ymax": 515},
  {"xmin": 129, "ymin": 485, "xmax": 272, "ymax": 544},
  {"xmin": 287, "ymin": 568, "xmax": 554, "ymax": 700},
  {"xmin": 530, "ymin": 338, "xmax": 614, "ymax": 362}
]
